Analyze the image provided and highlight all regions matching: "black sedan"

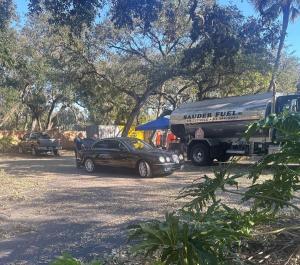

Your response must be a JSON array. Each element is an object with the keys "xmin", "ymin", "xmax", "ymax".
[{"xmin": 78, "ymin": 137, "xmax": 184, "ymax": 177}]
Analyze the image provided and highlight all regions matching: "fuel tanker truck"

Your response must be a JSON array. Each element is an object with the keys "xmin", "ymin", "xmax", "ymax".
[{"xmin": 170, "ymin": 92, "xmax": 300, "ymax": 166}]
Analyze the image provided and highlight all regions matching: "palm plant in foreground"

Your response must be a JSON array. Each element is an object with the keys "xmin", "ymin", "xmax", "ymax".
[{"xmin": 129, "ymin": 112, "xmax": 300, "ymax": 264}]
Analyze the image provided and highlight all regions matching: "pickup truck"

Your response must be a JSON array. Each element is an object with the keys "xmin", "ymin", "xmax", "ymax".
[{"xmin": 18, "ymin": 132, "xmax": 62, "ymax": 156}]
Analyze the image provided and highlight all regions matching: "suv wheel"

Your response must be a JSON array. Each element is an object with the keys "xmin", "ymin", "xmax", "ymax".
[
  {"xmin": 138, "ymin": 160, "xmax": 152, "ymax": 177},
  {"xmin": 84, "ymin": 158, "xmax": 95, "ymax": 173},
  {"xmin": 18, "ymin": 146, "xmax": 23, "ymax": 154},
  {"xmin": 190, "ymin": 144, "xmax": 212, "ymax": 166}
]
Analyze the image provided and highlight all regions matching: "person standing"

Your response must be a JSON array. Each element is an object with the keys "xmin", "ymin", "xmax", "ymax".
[
  {"xmin": 92, "ymin": 133, "xmax": 99, "ymax": 141},
  {"xmin": 74, "ymin": 132, "xmax": 84, "ymax": 168}
]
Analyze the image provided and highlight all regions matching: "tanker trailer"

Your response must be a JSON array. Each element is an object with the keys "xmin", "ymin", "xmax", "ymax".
[{"xmin": 170, "ymin": 92, "xmax": 300, "ymax": 166}]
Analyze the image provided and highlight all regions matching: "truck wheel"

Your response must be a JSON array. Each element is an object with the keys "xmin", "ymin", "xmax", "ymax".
[
  {"xmin": 191, "ymin": 144, "xmax": 212, "ymax": 166},
  {"xmin": 137, "ymin": 160, "xmax": 152, "ymax": 178}
]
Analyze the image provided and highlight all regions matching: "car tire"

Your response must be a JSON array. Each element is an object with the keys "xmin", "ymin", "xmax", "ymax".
[
  {"xmin": 31, "ymin": 147, "xmax": 38, "ymax": 156},
  {"xmin": 84, "ymin": 158, "xmax": 96, "ymax": 173},
  {"xmin": 18, "ymin": 146, "xmax": 23, "ymax": 154},
  {"xmin": 190, "ymin": 143, "xmax": 212, "ymax": 166},
  {"xmin": 53, "ymin": 150, "xmax": 60, "ymax": 156},
  {"xmin": 137, "ymin": 160, "xmax": 152, "ymax": 178}
]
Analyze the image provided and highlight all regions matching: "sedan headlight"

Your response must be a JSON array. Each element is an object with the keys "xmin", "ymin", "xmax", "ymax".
[
  {"xmin": 179, "ymin": 154, "xmax": 184, "ymax": 160},
  {"xmin": 166, "ymin": 156, "xmax": 171, "ymax": 162},
  {"xmin": 159, "ymin": 156, "xmax": 165, "ymax": 163}
]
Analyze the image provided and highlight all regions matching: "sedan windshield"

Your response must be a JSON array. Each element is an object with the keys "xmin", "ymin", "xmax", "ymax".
[{"xmin": 125, "ymin": 138, "xmax": 153, "ymax": 151}]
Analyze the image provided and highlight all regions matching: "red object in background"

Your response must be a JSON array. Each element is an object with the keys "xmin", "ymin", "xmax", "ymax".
[
  {"xmin": 167, "ymin": 132, "xmax": 176, "ymax": 144},
  {"xmin": 156, "ymin": 131, "xmax": 162, "ymax": 146}
]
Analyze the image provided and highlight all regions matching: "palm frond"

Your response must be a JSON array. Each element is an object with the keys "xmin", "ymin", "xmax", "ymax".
[
  {"xmin": 250, "ymin": 0, "xmax": 278, "ymax": 15},
  {"xmin": 290, "ymin": 6, "xmax": 300, "ymax": 21}
]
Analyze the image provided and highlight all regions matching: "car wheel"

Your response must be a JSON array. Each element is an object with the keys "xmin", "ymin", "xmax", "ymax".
[
  {"xmin": 190, "ymin": 144, "xmax": 212, "ymax": 166},
  {"xmin": 53, "ymin": 150, "xmax": 60, "ymax": 156},
  {"xmin": 31, "ymin": 147, "xmax": 38, "ymax": 156},
  {"xmin": 84, "ymin": 158, "xmax": 95, "ymax": 173},
  {"xmin": 137, "ymin": 160, "xmax": 152, "ymax": 178},
  {"xmin": 18, "ymin": 146, "xmax": 23, "ymax": 154}
]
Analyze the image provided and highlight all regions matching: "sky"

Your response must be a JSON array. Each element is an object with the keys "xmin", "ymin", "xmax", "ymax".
[
  {"xmin": 15, "ymin": 0, "xmax": 300, "ymax": 57},
  {"xmin": 220, "ymin": 0, "xmax": 300, "ymax": 57}
]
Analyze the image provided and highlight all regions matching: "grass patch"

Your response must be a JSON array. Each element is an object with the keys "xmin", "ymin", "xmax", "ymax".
[{"xmin": 0, "ymin": 169, "xmax": 41, "ymax": 201}]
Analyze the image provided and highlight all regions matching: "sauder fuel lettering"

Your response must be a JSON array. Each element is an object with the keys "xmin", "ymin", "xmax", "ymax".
[{"xmin": 184, "ymin": 111, "xmax": 240, "ymax": 120}]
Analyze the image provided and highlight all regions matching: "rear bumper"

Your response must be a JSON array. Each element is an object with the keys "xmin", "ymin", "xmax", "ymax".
[
  {"xmin": 152, "ymin": 162, "xmax": 184, "ymax": 175},
  {"xmin": 37, "ymin": 146, "xmax": 62, "ymax": 151}
]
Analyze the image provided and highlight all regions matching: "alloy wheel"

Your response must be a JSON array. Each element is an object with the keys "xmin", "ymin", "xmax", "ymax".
[{"xmin": 85, "ymin": 158, "xmax": 95, "ymax": 173}]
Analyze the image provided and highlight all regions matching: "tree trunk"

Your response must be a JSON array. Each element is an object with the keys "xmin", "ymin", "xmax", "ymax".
[
  {"xmin": 122, "ymin": 87, "xmax": 156, "ymax": 136},
  {"xmin": 31, "ymin": 116, "xmax": 38, "ymax": 131},
  {"xmin": 24, "ymin": 113, "xmax": 28, "ymax": 130},
  {"xmin": 121, "ymin": 69, "xmax": 174, "ymax": 136},
  {"xmin": 156, "ymin": 84, "xmax": 164, "ymax": 118},
  {"xmin": 46, "ymin": 102, "xmax": 56, "ymax": 131},
  {"xmin": 15, "ymin": 113, "xmax": 19, "ymax": 130},
  {"xmin": 122, "ymin": 102, "xmax": 144, "ymax": 137},
  {"xmin": 45, "ymin": 98, "xmax": 63, "ymax": 131},
  {"xmin": 31, "ymin": 112, "xmax": 42, "ymax": 131},
  {"xmin": 269, "ymin": 5, "xmax": 290, "ymax": 111}
]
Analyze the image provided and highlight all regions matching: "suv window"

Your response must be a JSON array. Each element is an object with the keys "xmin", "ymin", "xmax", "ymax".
[
  {"xmin": 40, "ymin": 133, "xmax": 50, "ymax": 139},
  {"xmin": 30, "ymin": 133, "xmax": 38, "ymax": 140}
]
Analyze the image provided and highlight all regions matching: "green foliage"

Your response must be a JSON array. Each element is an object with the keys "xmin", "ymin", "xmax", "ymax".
[
  {"xmin": 178, "ymin": 165, "xmax": 241, "ymax": 211},
  {"xmin": 129, "ymin": 112, "xmax": 299, "ymax": 264},
  {"xmin": 182, "ymin": 4, "xmax": 279, "ymax": 99},
  {"xmin": 129, "ymin": 209, "xmax": 247, "ymax": 265},
  {"xmin": 23, "ymin": 1, "xmax": 284, "ymax": 131},
  {"xmin": 0, "ymin": 136, "xmax": 18, "ymax": 152},
  {"xmin": 244, "ymin": 112, "xmax": 300, "ymax": 213},
  {"xmin": 51, "ymin": 253, "xmax": 101, "ymax": 265},
  {"xmin": 29, "ymin": 0, "xmax": 162, "ymax": 34},
  {"xmin": 0, "ymin": 0, "xmax": 14, "ymax": 29},
  {"xmin": 250, "ymin": 0, "xmax": 300, "ymax": 23}
]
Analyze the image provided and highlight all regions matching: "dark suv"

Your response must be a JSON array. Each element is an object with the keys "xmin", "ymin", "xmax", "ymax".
[{"xmin": 18, "ymin": 132, "xmax": 62, "ymax": 156}]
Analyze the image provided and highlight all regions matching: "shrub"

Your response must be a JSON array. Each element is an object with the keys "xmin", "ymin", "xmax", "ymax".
[
  {"xmin": 0, "ymin": 135, "xmax": 19, "ymax": 152},
  {"xmin": 129, "ymin": 112, "xmax": 300, "ymax": 264}
]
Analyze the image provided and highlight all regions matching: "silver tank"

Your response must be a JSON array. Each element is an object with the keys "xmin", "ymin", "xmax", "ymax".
[{"xmin": 170, "ymin": 92, "xmax": 276, "ymax": 139}]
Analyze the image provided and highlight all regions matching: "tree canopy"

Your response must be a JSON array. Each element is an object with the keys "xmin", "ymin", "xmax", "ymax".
[{"xmin": 0, "ymin": 0, "xmax": 299, "ymax": 133}]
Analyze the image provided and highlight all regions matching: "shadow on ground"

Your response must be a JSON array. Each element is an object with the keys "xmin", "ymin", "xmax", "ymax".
[{"xmin": 0, "ymin": 153, "xmax": 265, "ymax": 264}]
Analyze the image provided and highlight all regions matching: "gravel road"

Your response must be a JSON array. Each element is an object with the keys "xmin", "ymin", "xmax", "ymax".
[{"xmin": 0, "ymin": 152, "xmax": 288, "ymax": 265}]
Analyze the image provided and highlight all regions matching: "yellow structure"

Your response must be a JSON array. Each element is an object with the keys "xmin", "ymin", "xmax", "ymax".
[{"xmin": 118, "ymin": 126, "xmax": 145, "ymax": 140}]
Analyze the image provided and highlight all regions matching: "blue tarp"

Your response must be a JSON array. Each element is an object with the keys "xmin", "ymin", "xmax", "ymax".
[{"xmin": 136, "ymin": 117, "xmax": 170, "ymax": 131}]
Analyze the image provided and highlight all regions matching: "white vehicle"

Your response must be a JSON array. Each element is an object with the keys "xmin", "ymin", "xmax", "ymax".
[{"xmin": 170, "ymin": 92, "xmax": 300, "ymax": 166}]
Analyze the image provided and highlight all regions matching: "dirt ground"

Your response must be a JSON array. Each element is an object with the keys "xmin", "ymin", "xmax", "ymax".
[{"xmin": 0, "ymin": 152, "xmax": 297, "ymax": 265}]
